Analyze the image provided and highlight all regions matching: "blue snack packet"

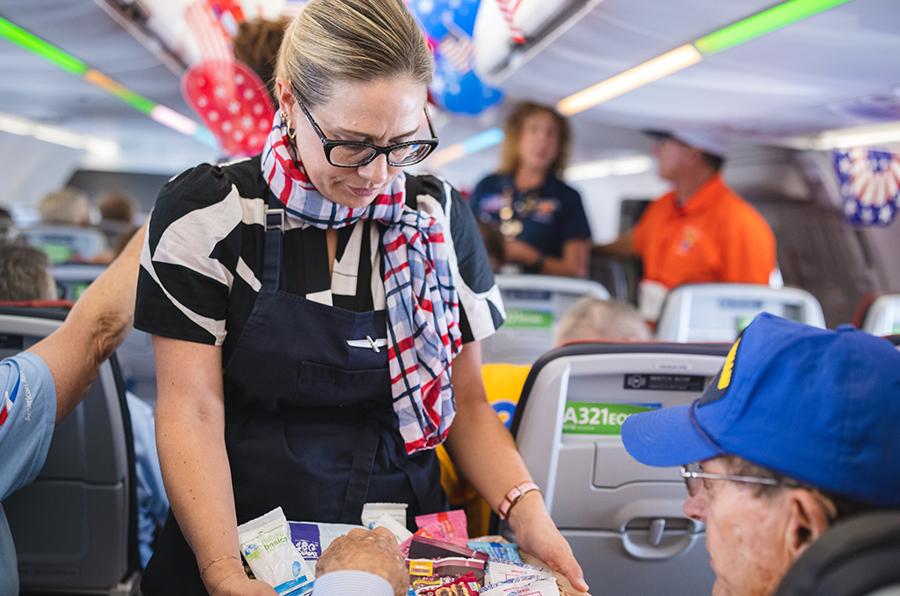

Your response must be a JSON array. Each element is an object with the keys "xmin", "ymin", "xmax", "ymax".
[
  {"xmin": 290, "ymin": 522, "xmax": 323, "ymax": 560},
  {"xmin": 467, "ymin": 541, "xmax": 523, "ymax": 564}
]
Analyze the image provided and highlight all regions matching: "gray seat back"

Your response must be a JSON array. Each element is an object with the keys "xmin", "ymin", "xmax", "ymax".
[
  {"xmin": 19, "ymin": 225, "xmax": 109, "ymax": 264},
  {"xmin": 482, "ymin": 274, "xmax": 610, "ymax": 364},
  {"xmin": 511, "ymin": 342, "xmax": 729, "ymax": 596},
  {"xmin": 656, "ymin": 283, "xmax": 826, "ymax": 342},
  {"xmin": 0, "ymin": 308, "xmax": 139, "ymax": 593},
  {"xmin": 862, "ymin": 294, "xmax": 900, "ymax": 336},
  {"xmin": 50, "ymin": 263, "xmax": 107, "ymax": 301}
]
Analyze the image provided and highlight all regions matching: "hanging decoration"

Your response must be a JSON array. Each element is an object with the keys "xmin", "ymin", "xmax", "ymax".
[
  {"xmin": 408, "ymin": 0, "xmax": 503, "ymax": 115},
  {"xmin": 834, "ymin": 148, "xmax": 900, "ymax": 227},
  {"xmin": 495, "ymin": 0, "xmax": 526, "ymax": 44},
  {"xmin": 182, "ymin": 0, "xmax": 275, "ymax": 156}
]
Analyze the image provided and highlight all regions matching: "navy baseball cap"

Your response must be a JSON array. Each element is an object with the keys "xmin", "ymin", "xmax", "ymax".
[{"xmin": 622, "ymin": 313, "xmax": 900, "ymax": 507}]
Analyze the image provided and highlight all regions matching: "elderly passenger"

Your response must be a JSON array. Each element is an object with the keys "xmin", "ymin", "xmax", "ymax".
[{"xmin": 622, "ymin": 313, "xmax": 900, "ymax": 596}]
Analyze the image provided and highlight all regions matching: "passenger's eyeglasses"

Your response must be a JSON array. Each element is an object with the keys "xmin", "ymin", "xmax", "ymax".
[
  {"xmin": 295, "ymin": 97, "xmax": 439, "ymax": 168},
  {"xmin": 680, "ymin": 462, "xmax": 799, "ymax": 498}
]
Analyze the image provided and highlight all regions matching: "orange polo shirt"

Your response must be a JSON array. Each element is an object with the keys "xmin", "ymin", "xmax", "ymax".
[{"xmin": 632, "ymin": 175, "xmax": 776, "ymax": 288}]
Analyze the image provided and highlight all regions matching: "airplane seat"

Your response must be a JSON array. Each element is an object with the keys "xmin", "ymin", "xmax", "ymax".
[
  {"xmin": 19, "ymin": 225, "xmax": 109, "ymax": 264},
  {"xmin": 856, "ymin": 294, "xmax": 900, "ymax": 337},
  {"xmin": 506, "ymin": 341, "xmax": 729, "ymax": 595},
  {"xmin": 482, "ymin": 274, "xmax": 610, "ymax": 364},
  {"xmin": 655, "ymin": 283, "xmax": 826, "ymax": 342},
  {"xmin": 50, "ymin": 263, "xmax": 107, "ymax": 301},
  {"xmin": 774, "ymin": 511, "xmax": 900, "ymax": 596},
  {"xmin": 0, "ymin": 306, "xmax": 141, "ymax": 594}
]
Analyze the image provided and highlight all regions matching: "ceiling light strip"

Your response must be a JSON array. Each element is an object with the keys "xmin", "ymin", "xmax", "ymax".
[
  {"xmin": 694, "ymin": 0, "xmax": 854, "ymax": 55},
  {"xmin": 0, "ymin": 16, "xmax": 87, "ymax": 74},
  {"xmin": 0, "ymin": 16, "xmax": 214, "ymax": 146},
  {"xmin": 557, "ymin": 45, "xmax": 702, "ymax": 116}
]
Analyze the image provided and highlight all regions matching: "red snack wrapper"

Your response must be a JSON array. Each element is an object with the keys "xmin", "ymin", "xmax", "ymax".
[
  {"xmin": 415, "ymin": 510, "xmax": 469, "ymax": 546},
  {"xmin": 415, "ymin": 573, "xmax": 480, "ymax": 596}
]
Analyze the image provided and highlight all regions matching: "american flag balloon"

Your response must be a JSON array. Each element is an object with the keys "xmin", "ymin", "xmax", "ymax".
[
  {"xmin": 834, "ymin": 149, "xmax": 900, "ymax": 226},
  {"xmin": 496, "ymin": 0, "xmax": 526, "ymax": 44}
]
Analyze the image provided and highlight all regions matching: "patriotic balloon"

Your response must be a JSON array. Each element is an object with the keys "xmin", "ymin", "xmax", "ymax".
[
  {"xmin": 183, "ymin": 60, "xmax": 275, "ymax": 157},
  {"xmin": 834, "ymin": 148, "xmax": 900, "ymax": 227}
]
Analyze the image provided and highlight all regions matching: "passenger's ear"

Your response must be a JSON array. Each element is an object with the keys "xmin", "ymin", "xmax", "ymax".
[{"xmin": 784, "ymin": 489, "xmax": 831, "ymax": 559}]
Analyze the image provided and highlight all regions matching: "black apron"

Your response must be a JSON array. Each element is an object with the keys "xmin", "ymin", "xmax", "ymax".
[{"xmin": 142, "ymin": 201, "xmax": 447, "ymax": 594}]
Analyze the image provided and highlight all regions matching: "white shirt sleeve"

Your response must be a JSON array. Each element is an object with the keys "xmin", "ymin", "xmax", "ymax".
[{"xmin": 312, "ymin": 570, "xmax": 393, "ymax": 596}]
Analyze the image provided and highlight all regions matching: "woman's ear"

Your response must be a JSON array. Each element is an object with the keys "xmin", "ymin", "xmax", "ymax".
[
  {"xmin": 275, "ymin": 78, "xmax": 295, "ymax": 123},
  {"xmin": 784, "ymin": 489, "xmax": 831, "ymax": 559}
]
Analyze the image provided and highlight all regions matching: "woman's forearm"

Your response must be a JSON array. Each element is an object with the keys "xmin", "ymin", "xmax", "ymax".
[
  {"xmin": 445, "ymin": 398, "xmax": 532, "ymax": 512},
  {"xmin": 156, "ymin": 397, "xmax": 244, "ymax": 589}
]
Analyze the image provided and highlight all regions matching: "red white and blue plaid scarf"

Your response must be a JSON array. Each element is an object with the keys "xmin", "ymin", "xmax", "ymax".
[{"xmin": 261, "ymin": 111, "xmax": 462, "ymax": 454}]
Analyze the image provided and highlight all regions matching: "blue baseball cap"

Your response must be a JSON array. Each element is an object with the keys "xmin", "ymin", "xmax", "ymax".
[{"xmin": 622, "ymin": 313, "xmax": 900, "ymax": 507}]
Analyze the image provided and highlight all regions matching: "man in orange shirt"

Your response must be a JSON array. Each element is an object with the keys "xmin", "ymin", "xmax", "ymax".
[{"xmin": 598, "ymin": 131, "xmax": 776, "ymax": 321}]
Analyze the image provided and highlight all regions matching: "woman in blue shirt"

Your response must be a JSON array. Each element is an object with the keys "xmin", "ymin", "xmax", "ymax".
[{"xmin": 470, "ymin": 101, "xmax": 592, "ymax": 277}]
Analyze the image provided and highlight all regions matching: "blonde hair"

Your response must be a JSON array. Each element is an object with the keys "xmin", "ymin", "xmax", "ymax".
[
  {"xmin": 499, "ymin": 101, "xmax": 571, "ymax": 177},
  {"xmin": 275, "ymin": 0, "xmax": 433, "ymax": 108},
  {"xmin": 555, "ymin": 297, "xmax": 651, "ymax": 346},
  {"xmin": 38, "ymin": 189, "xmax": 90, "ymax": 226}
]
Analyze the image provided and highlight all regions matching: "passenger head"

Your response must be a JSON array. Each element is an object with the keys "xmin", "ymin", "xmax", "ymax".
[
  {"xmin": 0, "ymin": 243, "xmax": 56, "ymax": 301},
  {"xmin": 232, "ymin": 18, "xmax": 288, "ymax": 106},
  {"xmin": 96, "ymin": 191, "xmax": 137, "ymax": 224},
  {"xmin": 38, "ymin": 188, "xmax": 91, "ymax": 226},
  {"xmin": 554, "ymin": 297, "xmax": 650, "ymax": 345},
  {"xmin": 499, "ymin": 101, "xmax": 571, "ymax": 178},
  {"xmin": 0, "ymin": 206, "xmax": 14, "ymax": 242},
  {"xmin": 646, "ymin": 130, "xmax": 724, "ymax": 182},
  {"xmin": 622, "ymin": 314, "xmax": 900, "ymax": 596},
  {"xmin": 274, "ymin": 0, "xmax": 434, "ymax": 208}
]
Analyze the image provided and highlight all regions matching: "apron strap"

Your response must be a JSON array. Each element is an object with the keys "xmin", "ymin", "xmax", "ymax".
[{"xmin": 263, "ymin": 208, "xmax": 284, "ymax": 290}]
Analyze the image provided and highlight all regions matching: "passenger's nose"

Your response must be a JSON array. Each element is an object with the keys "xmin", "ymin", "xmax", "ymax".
[
  {"xmin": 357, "ymin": 153, "xmax": 389, "ymax": 187},
  {"xmin": 683, "ymin": 492, "xmax": 708, "ymax": 522}
]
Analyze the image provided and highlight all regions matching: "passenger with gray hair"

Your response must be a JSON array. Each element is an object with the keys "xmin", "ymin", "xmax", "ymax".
[{"xmin": 555, "ymin": 296, "xmax": 651, "ymax": 345}]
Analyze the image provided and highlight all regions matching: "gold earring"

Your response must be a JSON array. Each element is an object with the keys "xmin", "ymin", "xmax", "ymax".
[{"xmin": 280, "ymin": 110, "xmax": 296, "ymax": 139}]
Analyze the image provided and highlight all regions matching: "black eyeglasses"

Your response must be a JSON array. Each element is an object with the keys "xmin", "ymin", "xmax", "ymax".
[{"xmin": 295, "ymin": 98, "xmax": 439, "ymax": 168}]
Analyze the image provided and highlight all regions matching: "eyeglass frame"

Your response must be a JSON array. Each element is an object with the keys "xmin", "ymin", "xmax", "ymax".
[
  {"xmin": 680, "ymin": 462, "xmax": 801, "ymax": 498},
  {"xmin": 293, "ymin": 91, "xmax": 439, "ymax": 168}
]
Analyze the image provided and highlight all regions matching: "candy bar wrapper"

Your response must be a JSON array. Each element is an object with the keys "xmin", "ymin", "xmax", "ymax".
[
  {"xmin": 414, "ymin": 575, "xmax": 481, "ymax": 596},
  {"xmin": 408, "ymin": 536, "xmax": 489, "ymax": 562},
  {"xmin": 407, "ymin": 557, "xmax": 486, "ymax": 583},
  {"xmin": 288, "ymin": 521, "xmax": 364, "ymax": 561},
  {"xmin": 482, "ymin": 575, "xmax": 561, "ymax": 596},
  {"xmin": 414, "ymin": 510, "xmax": 468, "ymax": 546},
  {"xmin": 362, "ymin": 502, "xmax": 408, "ymax": 529},
  {"xmin": 486, "ymin": 561, "xmax": 552, "ymax": 585},
  {"xmin": 468, "ymin": 541, "xmax": 523, "ymax": 563}
]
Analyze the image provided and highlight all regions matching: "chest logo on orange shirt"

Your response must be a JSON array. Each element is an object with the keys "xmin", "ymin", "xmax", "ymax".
[{"xmin": 677, "ymin": 225, "xmax": 701, "ymax": 255}]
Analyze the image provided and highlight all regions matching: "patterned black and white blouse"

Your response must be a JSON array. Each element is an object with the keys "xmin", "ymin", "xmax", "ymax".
[{"xmin": 134, "ymin": 156, "xmax": 505, "ymax": 363}]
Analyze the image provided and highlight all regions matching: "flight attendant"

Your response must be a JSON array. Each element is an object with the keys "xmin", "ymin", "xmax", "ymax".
[
  {"xmin": 470, "ymin": 101, "xmax": 592, "ymax": 278},
  {"xmin": 135, "ymin": 1, "xmax": 587, "ymax": 594}
]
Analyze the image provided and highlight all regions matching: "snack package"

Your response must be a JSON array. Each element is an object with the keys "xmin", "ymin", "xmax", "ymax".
[
  {"xmin": 408, "ymin": 536, "xmax": 489, "ymax": 562},
  {"xmin": 414, "ymin": 510, "xmax": 468, "ymax": 546},
  {"xmin": 414, "ymin": 574, "xmax": 481, "ymax": 595},
  {"xmin": 238, "ymin": 507, "xmax": 315, "ymax": 595},
  {"xmin": 407, "ymin": 557, "xmax": 486, "ymax": 583},
  {"xmin": 486, "ymin": 560, "xmax": 551, "ymax": 585},
  {"xmin": 289, "ymin": 521, "xmax": 363, "ymax": 561},
  {"xmin": 481, "ymin": 575, "xmax": 560, "ymax": 596},
  {"xmin": 468, "ymin": 541, "xmax": 523, "ymax": 563},
  {"xmin": 362, "ymin": 502, "xmax": 408, "ymax": 529},
  {"xmin": 374, "ymin": 512, "xmax": 414, "ymax": 543}
]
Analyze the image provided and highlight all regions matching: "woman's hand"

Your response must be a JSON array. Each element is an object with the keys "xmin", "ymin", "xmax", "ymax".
[
  {"xmin": 210, "ymin": 574, "xmax": 278, "ymax": 596},
  {"xmin": 509, "ymin": 492, "xmax": 590, "ymax": 594}
]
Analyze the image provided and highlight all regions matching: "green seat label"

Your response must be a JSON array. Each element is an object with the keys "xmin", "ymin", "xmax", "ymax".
[
  {"xmin": 505, "ymin": 308, "xmax": 553, "ymax": 329},
  {"xmin": 562, "ymin": 402, "xmax": 660, "ymax": 435}
]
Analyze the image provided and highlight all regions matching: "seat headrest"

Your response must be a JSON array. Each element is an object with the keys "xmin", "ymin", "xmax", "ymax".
[{"xmin": 775, "ymin": 511, "xmax": 900, "ymax": 596}]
